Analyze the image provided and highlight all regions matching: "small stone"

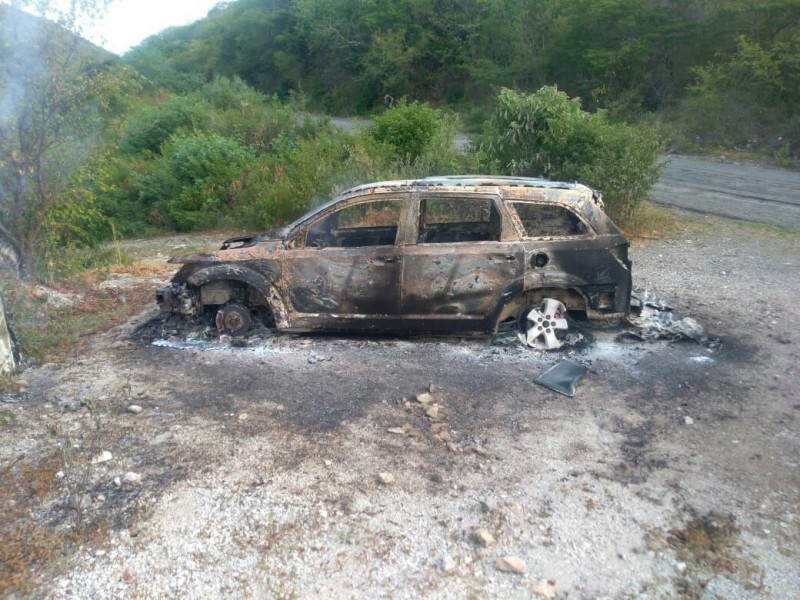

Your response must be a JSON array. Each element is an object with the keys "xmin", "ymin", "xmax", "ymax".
[
  {"xmin": 440, "ymin": 555, "xmax": 456, "ymax": 572},
  {"xmin": 495, "ymin": 556, "xmax": 526, "ymax": 574},
  {"xmin": 684, "ymin": 416, "xmax": 694, "ymax": 425},
  {"xmin": 387, "ymin": 427, "xmax": 406, "ymax": 435},
  {"xmin": 91, "ymin": 450, "xmax": 113, "ymax": 464},
  {"xmin": 530, "ymin": 579, "xmax": 557, "ymax": 599},
  {"xmin": 150, "ymin": 432, "xmax": 173, "ymax": 446},
  {"xmin": 676, "ymin": 561, "xmax": 687, "ymax": 573},
  {"xmin": 428, "ymin": 383, "xmax": 436, "ymax": 393},
  {"xmin": 16, "ymin": 379, "xmax": 28, "ymax": 391},
  {"xmin": 416, "ymin": 392, "xmax": 434, "ymax": 405},
  {"xmin": 113, "ymin": 477, "xmax": 122, "ymax": 488},
  {"xmin": 96, "ymin": 494, "xmax": 106, "ymax": 502},
  {"xmin": 123, "ymin": 472, "xmax": 142, "ymax": 485},
  {"xmin": 473, "ymin": 528, "xmax": 495, "ymax": 547},
  {"xmin": 55, "ymin": 470, "xmax": 65, "ymax": 479},
  {"xmin": 324, "ymin": 459, "xmax": 333, "ymax": 467},
  {"xmin": 127, "ymin": 405, "xmax": 143, "ymax": 415},
  {"xmin": 473, "ymin": 444, "xmax": 489, "ymax": 456},
  {"xmin": 424, "ymin": 404, "xmax": 440, "ymax": 419},
  {"xmin": 275, "ymin": 404, "xmax": 286, "ymax": 411},
  {"xmin": 53, "ymin": 396, "xmax": 83, "ymax": 411},
  {"xmin": 377, "ymin": 472, "xmax": 395, "ymax": 485},
  {"xmin": 238, "ymin": 413, "xmax": 249, "ymax": 421}
]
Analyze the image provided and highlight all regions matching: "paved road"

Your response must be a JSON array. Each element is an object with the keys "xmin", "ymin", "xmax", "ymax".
[
  {"xmin": 651, "ymin": 155, "xmax": 800, "ymax": 229},
  {"xmin": 328, "ymin": 116, "xmax": 800, "ymax": 229}
]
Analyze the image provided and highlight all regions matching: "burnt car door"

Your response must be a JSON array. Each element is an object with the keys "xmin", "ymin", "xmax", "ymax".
[
  {"xmin": 279, "ymin": 195, "xmax": 408, "ymax": 331},
  {"xmin": 399, "ymin": 193, "xmax": 523, "ymax": 332}
]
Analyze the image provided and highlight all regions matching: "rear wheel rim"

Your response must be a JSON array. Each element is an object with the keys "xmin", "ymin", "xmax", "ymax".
[{"xmin": 519, "ymin": 298, "xmax": 569, "ymax": 349}]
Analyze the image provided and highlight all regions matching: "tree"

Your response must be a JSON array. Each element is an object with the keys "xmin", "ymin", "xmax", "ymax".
[
  {"xmin": 0, "ymin": 0, "xmax": 134, "ymax": 276},
  {"xmin": 478, "ymin": 87, "xmax": 663, "ymax": 223}
]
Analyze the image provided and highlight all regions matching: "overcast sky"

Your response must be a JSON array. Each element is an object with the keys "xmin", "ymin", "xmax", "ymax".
[
  {"xmin": 91, "ymin": 0, "xmax": 223, "ymax": 54},
  {"xmin": 2, "ymin": 0, "xmax": 224, "ymax": 54}
]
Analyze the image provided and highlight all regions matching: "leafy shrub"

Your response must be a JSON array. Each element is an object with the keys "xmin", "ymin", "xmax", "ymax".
[
  {"xmin": 478, "ymin": 86, "xmax": 663, "ymax": 223},
  {"xmin": 371, "ymin": 99, "xmax": 443, "ymax": 161},
  {"xmin": 40, "ymin": 188, "xmax": 113, "ymax": 249},
  {"xmin": 119, "ymin": 95, "xmax": 207, "ymax": 155},
  {"xmin": 680, "ymin": 35, "xmax": 800, "ymax": 155},
  {"xmin": 136, "ymin": 133, "xmax": 255, "ymax": 231}
]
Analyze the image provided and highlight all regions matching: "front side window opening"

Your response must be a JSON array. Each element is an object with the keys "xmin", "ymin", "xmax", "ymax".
[
  {"xmin": 306, "ymin": 198, "xmax": 403, "ymax": 248},
  {"xmin": 418, "ymin": 197, "xmax": 501, "ymax": 244}
]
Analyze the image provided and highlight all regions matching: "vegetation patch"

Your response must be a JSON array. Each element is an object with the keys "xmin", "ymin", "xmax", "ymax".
[
  {"xmin": 0, "ymin": 452, "xmax": 66, "ymax": 596},
  {"xmin": 477, "ymin": 87, "xmax": 663, "ymax": 223}
]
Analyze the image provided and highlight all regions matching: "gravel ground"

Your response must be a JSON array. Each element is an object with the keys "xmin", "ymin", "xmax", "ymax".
[{"xmin": 2, "ymin": 209, "xmax": 798, "ymax": 599}]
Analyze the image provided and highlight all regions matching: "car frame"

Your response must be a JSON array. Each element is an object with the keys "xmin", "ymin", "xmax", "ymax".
[{"xmin": 156, "ymin": 176, "xmax": 632, "ymax": 341}]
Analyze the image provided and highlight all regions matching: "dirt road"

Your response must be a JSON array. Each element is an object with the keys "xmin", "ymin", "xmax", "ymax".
[
  {"xmin": 652, "ymin": 155, "xmax": 800, "ymax": 229},
  {"xmin": 2, "ymin": 209, "xmax": 798, "ymax": 598}
]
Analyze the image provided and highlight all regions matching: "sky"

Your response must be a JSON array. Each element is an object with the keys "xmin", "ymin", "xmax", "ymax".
[
  {"xmin": 91, "ymin": 0, "xmax": 223, "ymax": 54},
  {"xmin": 2, "ymin": 0, "xmax": 224, "ymax": 55}
]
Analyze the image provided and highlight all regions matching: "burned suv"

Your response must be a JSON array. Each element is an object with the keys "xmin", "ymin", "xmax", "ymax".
[{"xmin": 157, "ymin": 176, "xmax": 632, "ymax": 348}]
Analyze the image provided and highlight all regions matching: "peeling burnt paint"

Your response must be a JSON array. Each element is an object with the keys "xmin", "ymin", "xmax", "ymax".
[{"xmin": 156, "ymin": 176, "xmax": 632, "ymax": 336}]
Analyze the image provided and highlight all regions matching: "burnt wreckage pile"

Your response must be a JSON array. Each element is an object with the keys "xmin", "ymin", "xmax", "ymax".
[{"xmin": 155, "ymin": 175, "xmax": 707, "ymax": 355}]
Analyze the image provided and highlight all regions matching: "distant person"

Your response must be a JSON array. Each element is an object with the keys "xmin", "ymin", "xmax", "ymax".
[{"xmin": 383, "ymin": 94, "xmax": 394, "ymax": 108}]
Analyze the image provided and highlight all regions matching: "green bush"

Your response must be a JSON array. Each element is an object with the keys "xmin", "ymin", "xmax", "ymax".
[
  {"xmin": 680, "ymin": 35, "xmax": 800, "ymax": 156},
  {"xmin": 120, "ymin": 95, "xmax": 207, "ymax": 155},
  {"xmin": 478, "ymin": 86, "xmax": 663, "ymax": 223},
  {"xmin": 40, "ymin": 187, "xmax": 113, "ymax": 249},
  {"xmin": 135, "ymin": 133, "xmax": 255, "ymax": 231},
  {"xmin": 371, "ymin": 99, "xmax": 443, "ymax": 161}
]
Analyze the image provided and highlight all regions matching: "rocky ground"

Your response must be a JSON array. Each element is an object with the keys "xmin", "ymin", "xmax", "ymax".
[{"xmin": 1, "ymin": 210, "xmax": 798, "ymax": 599}]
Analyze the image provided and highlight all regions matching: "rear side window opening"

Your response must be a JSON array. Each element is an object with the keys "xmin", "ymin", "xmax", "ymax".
[{"xmin": 509, "ymin": 202, "xmax": 591, "ymax": 237}]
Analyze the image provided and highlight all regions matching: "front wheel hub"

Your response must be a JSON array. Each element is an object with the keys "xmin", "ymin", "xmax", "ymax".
[{"xmin": 215, "ymin": 304, "xmax": 252, "ymax": 337}]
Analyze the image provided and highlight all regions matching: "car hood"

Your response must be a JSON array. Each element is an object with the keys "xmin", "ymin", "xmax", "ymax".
[{"xmin": 167, "ymin": 232, "xmax": 284, "ymax": 264}]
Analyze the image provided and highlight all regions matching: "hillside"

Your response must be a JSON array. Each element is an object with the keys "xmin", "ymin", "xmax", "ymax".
[{"xmin": 125, "ymin": 0, "xmax": 799, "ymax": 123}]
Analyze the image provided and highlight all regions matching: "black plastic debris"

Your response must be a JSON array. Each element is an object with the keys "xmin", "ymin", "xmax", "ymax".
[{"xmin": 534, "ymin": 360, "xmax": 588, "ymax": 397}]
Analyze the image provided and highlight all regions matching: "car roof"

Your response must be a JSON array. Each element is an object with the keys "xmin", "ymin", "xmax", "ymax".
[
  {"xmin": 282, "ymin": 176, "xmax": 600, "ymax": 234},
  {"xmin": 346, "ymin": 175, "xmax": 588, "ymax": 194}
]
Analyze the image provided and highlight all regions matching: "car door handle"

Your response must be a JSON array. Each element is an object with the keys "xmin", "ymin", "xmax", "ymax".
[{"xmin": 376, "ymin": 255, "xmax": 401, "ymax": 264}]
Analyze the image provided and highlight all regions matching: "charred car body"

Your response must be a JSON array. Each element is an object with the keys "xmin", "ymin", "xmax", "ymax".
[{"xmin": 157, "ymin": 176, "xmax": 632, "ymax": 347}]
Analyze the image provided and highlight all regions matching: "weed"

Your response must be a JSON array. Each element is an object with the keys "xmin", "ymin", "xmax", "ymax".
[
  {"xmin": 623, "ymin": 202, "xmax": 685, "ymax": 239},
  {"xmin": 0, "ymin": 409, "xmax": 16, "ymax": 427},
  {"xmin": 0, "ymin": 452, "xmax": 64, "ymax": 595},
  {"xmin": 4, "ymin": 276, "xmax": 155, "ymax": 363}
]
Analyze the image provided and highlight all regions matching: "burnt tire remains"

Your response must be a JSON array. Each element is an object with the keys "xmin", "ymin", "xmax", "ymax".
[{"xmin": 215, "ymin": 303, "xmax": 252, "ymax": 337}]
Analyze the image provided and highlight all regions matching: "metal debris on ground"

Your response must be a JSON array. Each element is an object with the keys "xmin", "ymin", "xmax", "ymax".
[
  {"xmin": 534, "ymin": 360, "xmax": 588, "ymax": 397},
  {"xmin": 626, "ymin": 288, "xmax": 707, "ymax": 343}
]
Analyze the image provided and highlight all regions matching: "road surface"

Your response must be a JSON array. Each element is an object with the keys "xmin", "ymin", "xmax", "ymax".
[
  {"xmin": 328, "ymin": 116, "xmax": 800, "ymax": 229},
  {"xmin": 650, "ymin": 155, "xmax": 800, "ymax": 229}
]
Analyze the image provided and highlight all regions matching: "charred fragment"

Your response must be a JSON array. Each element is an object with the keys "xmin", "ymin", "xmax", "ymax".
[{"xmin": 156, "ymin": 176, "xmax": 633, "ymax": 339}]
